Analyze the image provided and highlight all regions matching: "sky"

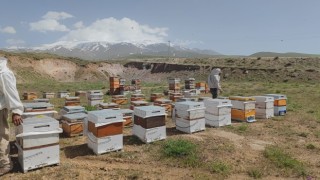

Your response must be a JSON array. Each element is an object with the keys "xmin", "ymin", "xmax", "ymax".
[{"xmin": 1, "ymin": 0, "xmax": 320, "ymax": 55}]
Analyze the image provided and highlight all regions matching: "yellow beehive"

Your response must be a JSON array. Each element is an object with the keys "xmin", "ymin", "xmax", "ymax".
[{"xmin": 231, "ymin": 109, "xmax": 255, "ymax": 122}]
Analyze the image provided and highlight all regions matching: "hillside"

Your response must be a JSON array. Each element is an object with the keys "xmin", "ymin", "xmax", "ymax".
[{"xmin": 250, "ymin": 51, "xmax": 320, "ymax": 57}]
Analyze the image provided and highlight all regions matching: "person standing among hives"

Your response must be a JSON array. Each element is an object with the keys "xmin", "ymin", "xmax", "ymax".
[
  {"xmin": 207, "ymin": 68, "xmax": 223, "ymax": 98},
  {"xmin": 0, "ymin": 57, "xmax": 23, "ymax": 176}
]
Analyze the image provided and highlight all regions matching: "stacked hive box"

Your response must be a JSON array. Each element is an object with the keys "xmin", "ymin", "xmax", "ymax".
[
  {"xmin": 87, "ymin": 110, "xmax": 124, "ymax": 155},
  {"xmin": 133, "ymin": 106, "xmax": 166, "ymax": 143},
  {"xmin": 58, "ymin": 91, "xmax": 70, "ymax": 98},
  {"xmin": 15, "ymin": 116, "xmax": 62, "ymax": 173},
  {"xmin": 119, "ymin": 78, "xmax": 126, "ymax": 95},
  {"xmin": 150, "ymin": 93, "xmax": 164, "ymax": 102},
  {"xmin": 98, "ymin": 102, "xmax": 120, "ymax": 110},
  {"xmin": 112, "ymin": 95, "xmax": 128, "ymax": 105},
  {"xmin": 130, "ymin": 100, "xmax": 149, "ymax": 110},
  {"xmin": 114, "ymin": 109, "xmax": 134, "ymax": 126},
  {"xmin": 65, "ymin": 96, "xmax": 81, "ymax": 106},
  {"xmin": 183, "ymin": 90, "xmax": 199, "ymax": 99},
  {"xmin": 110, "ymin": 77, "xmax": 120, "ymax": 95},
  {"xmin": 60, "ymin": 106, "xmax": 85, "ymax": 116},
  {"xmin": 168, "ymin": 78, "xmax": 181, "ymax": 92},
  {"xmin": 75, "ymin": 91, "xmax": 87, "ymax": 97},
  {"xmin": 174, "ymin": 101, "xmax": 206, "ymax": 134},
  {"xmin": 196, "ymin": 82, "xmax": 207, "ymax": 93},
  {"xmin": 62, "ymin": 113, "xmax": 87, "ymax": 137},
  {"xmin": 265, "ymin": 94, "xmax": 287, "ymax": 116},
  {"xmin": 185, "ymin": 78, "xmax": 195, "ymax": 90},
  {"xmin": 23, "ymin": 92, "xmax": 37, "ymax": 100},
  {"xmin": 154, "ymin": 99, "xmax": 173, "ymax": 116},
  {"xmin": 230, "ymin": 96, "xmax": 256, "ymax": 122},
  {"xmin": 253, "ymin": 96, "xmax": 275, "ymax": 119},
  {"xmin": 22, "ymin": 102, "xmax": 56, "ymax": 118},
  {"xmin": 131, "ymin": 94, "xmax": 145, "ymax": 101},
  {"xmin": 169, "ymin": 92, "xmax": 183, "ymax": 102},
  {"xmin": 131, "ymin": 79, "xmax": 141, "ymax": 90},
  {"xmin": 43, "ymin": 92, "xmax": 55, "ymax": 99},
  {"xmin": 87, "ymin": 90, "xmax": 104, "ymax": 106},
  {"xmin": 33, "ymin": 99, "xmax": 49, "ymax": 103},
  {"xmin": 204, "ymin": 99, "xmax": 232, "ymax": 127}
]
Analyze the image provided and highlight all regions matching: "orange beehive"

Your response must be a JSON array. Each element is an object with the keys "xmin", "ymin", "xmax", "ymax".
[
  {"xmin": 112, "ymin": 98, "xmax": 128, "ymax": 105},
  {"xmin": 150, "ymin": 93, "xmax": 164, "ymax": 102},
  {"xmin": 274, "ymin": 99, "xmax": 286, "ymax": 106},
  {"xmin": 231, "ymin": 109, "xmax": 255, "ymax": 122},
  {"xmin": 88, "ymin": 121, "xmax": 123, "ymax": 138},
  {"xmin": 23, "ymin": 92, "xmax": 37, "ymax": 100},
  {"xmin": 123, "ymin": 116, "xmax": 132, "ymax": 126},
  {"xmin": 62, "ymin": 121, "xmax": 83, "ymax": 137}
]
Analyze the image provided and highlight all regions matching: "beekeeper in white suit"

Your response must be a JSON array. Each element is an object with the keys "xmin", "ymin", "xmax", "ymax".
[
  {"xmin": 0, "ymin": 57, "xmax": 23, "ymax": 176},
  {"xmin": 207, "ymin": 68, "xmax": 223, "ymax": 98}
]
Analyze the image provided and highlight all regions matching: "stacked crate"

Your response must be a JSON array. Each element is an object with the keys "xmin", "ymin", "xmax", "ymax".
[
  {"xmin": 15, "ymin": 116, "xmax": 62, "ymax": 173},
  {"xmin": 119, "ymin": 78, "xmax": 126, "ymax": 95},
  {"xmin": 265, "ymin": 94, "xmax": 287, "ymax": 116},
  {"xmin": 75, "ymin": 91, "xmax": 87, "ymax": 97},
  {"xmin": 204, "ymin": 99, "xmax": 232, "ymax": 127},
  {"xmin": 131, "ymin": 94, "xmax": 145, "ymax": 101},
  {"xmin": 22, "ymin": 102, "xmax": 56, "ymax": 118},
  {"xmin": 87, "ymin": 90, "xmax": 104, "ymax": 106},
  {"xmin": 168, "ymin": 78, "xmax": 181, "ymax": 92},
  {"xmin": 150, "ymin": 93, "xmax": 164, "ymax": 102},
  {"xmin": 253, "ymin": 96, "xmax": 274, "ymax": 119},
  {"xmin": 23, "ymin": 92, "xmax": 37, "ymax": 100},
  {"xmin": 61, "ymin": 113, "xmax": 87, "ymax": 137},
  {"xmin": 174, "ymin": 101, "xmax": 206, "ymax": 134},
  {"xmin": 229, "ymin": 96, "xmax": 256, "ymax": 122},
  {"xmin": 131, "ymin": 79, "xmax": 141, "ymax": 90},
  {"xmin": 59, "ymin": 106, "xmax": 86, "ymax": 116},
  {"xmin": 87, "ymin": 110, "xmax": 124, "ymax": 155},
  {"xmin": 185, "ymin": 78, "xmax": 195, "ymax": 90},
  {"xmin": 196, "ymin": 82, "xmax": 206, "ymax": 93},
  {"xmin": 43, "ymin": 92, "xmax": 55, "ymax": 99},
  {"xmin": 133, "ymin": 106, "xmax": 166, "ymax": 143},
  {"xmin": 130, "ymin": 100, "xmax": 149, "ymax": 110},
  {"xmin": 154, "ymin": 99, "xmax": 173, "ymax": 116},
  {"xmin": 98, "ymin": 102, "xmax": 120, "ymax": 110},
  {"xmin": 65, "ymin": 96, "xmax": 81, "ymax": 106},
  {"xmin": 110, "ymin": 77, "xmax": 120, "ymax": 95},
  {"xmin": 115, "ymin": 109, "xmax": 134, "ymax": 126},
  {"xmin": 57, "ymin": 91, "xmax": 70, "ymax": 98},
  {"xmin": 169, "ymin": 92, "xmax": 183, "ymax": 102},
  {"xmin": 111, "ymin": 95, "xmax": 128, "ymax": 105}
]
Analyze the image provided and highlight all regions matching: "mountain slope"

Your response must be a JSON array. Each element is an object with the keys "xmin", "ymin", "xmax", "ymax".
[{"xmin": 250, "ymin": 51, "xmax": 320, "ymax": 57}]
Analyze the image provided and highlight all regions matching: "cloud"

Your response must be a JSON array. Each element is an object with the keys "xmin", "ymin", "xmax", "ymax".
[
  {"xmin": 0, "ymin": 26, "xmax": 16, "ymax": 34},
  {"xmin": 73, "ymin": 21, "xmax": 84, "ymax": 29},
  {"xmin": 42, "ymin": 11, "xmax": 73, "ymax": 20},
  {"xmin": 6, "ymin": 39, "xmax": 26, "ymax": 46},
  {"xmin": 29, "ymin": 11, "xmax": 72, "ymax": 32},
  {"xmin": 59, "ymin": 17, "xmax": 168, "ymax": 44}
]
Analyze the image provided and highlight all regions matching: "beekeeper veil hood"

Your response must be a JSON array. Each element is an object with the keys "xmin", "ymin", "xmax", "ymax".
[
  {"xmin": 0, "ymin": 57, "xmax": 9, "ymax": 74},
  {"xmin": 211, "ymin": 68, "xmax": 221, "ymax": 75}
]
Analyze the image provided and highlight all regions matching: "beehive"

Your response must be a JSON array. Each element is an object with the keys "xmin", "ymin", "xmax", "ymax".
[
  {"xmin": 130, "ymin": 93, "xmax": 145, "ymax": 101},
  {"xmin": 43, "ymin": 92, "xmax": 55, "ymax": 99},
  {"xmin": 230, "ymin": 96, "xmax": 256, "ymax": 122},
  {"xmin": 98, "ymin": 102, "xmax": 120, "ymax": 110},
  {"xmin": 265, "ymin": 94, "xmax": 287, "ymax": 116},
  {"xmin": 130, "ymin": 100, "xmax": 149, "ymax": 110},
  {"xmin": 61, "ymin": 113, "xmax": 87, "ymax": 137},
  {"xmin": 253, "ymin": 96, "xmax": 274, "ymax": 119},
  {"xmin": 15, "ymin": 116, "xmax": 62, "ymax": 173},
  {"xmin": 111, "ymin": 95, "xmax": 128, "ymax": 105},
  {"xmin": 133, "ymin": 106, "xmax": 166, "ymax": 143},
  {"xmin": 65, "ymin": 96, "xmax": 81, "ymax": 106},
  {"xmin": 150, "ymin": 93, "xmax": 164, "ymax": 102},
  {"xmin": 23, "ymin": 102, "xmax": 54, "ymax": 112},
  {"xmin": 87, "ymin": 110, "xmax": 124, "ymax": 155},
  {"xmin": 23, "ymin": 92, "xmax": 37, "ymax": 100},
  {"xmin": 185, "ymin": 78, "xmax": 195, "ymax": 90},
  {"xmin": 204, "ymin": 99, "xmax": 232, "ymax": 127},
  {"xmin": 57, "ymin": 91, "xmax": 70, "ymax": 98}
]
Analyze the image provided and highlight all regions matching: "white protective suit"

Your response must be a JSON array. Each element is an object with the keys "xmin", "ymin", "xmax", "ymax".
[
  {"xmin": 0, "ymin": 57, "xmax": 23, "ymax": 115},
  {"xmin": 0, "ymin": 57, "xmax": 23, "ymax": 169},
  {"xmin": 207, "ymin": 68, "xmax": 222, "ymax": 90}
]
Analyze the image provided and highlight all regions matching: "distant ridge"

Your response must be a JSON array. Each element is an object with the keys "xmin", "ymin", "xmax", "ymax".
[{"xmin": 250, "ymin": 52, "xmax": 320, "ymax": 57}]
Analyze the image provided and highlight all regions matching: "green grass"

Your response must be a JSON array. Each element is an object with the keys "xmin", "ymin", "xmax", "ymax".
[
  {"xmin": 264, "ymin": 146, "xmax": 307, "ymax": 176},
  {"xmin": 161, "ymin": 139, "xmax": 201, "ymax": 168},
  {"xmin": 306, "ymin": 143, "xmax": 316, "ymax": 150},
  {"xmin": 247, "ymin": 169, "xmax": 263, "ymax": 179},
  {"xmin": 208, "ymin": 161, "xmax": 231, "ymax": 176}
]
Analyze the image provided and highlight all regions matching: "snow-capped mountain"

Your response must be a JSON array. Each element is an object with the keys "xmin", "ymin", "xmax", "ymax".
[{"xmin": 3, "ymin": 41, "xmax": 222, "ymax": 60}]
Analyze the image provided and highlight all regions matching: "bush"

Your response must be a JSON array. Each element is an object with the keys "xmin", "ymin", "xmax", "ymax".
[{"xmin": 162, "ymin": 139, "xmax": 196, "ymax": 157}]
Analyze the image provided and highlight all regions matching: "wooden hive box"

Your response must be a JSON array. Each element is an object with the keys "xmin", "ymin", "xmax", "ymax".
[
  {"xmin": 23, "ymin": 92, "xmax": 37, "ymax": 100},
  {"xmin": 62, "ymin": 121, "xmax": 83, "ymax": 137},
  {"xmin": 231, "ymin": 109, "xmax": 256, "ymax": 122}
]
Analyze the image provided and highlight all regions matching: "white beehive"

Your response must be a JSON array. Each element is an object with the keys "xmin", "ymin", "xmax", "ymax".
[
  {"xmin": 204, "ymin": 99, "xmax": 232, "ymax": 127},
  {"xmin": 132, "ymin": 125, "xmax": 166, "ymax": 143},
  {"xmin": 134, "ymin": 106, "xmax": 166, "ymax": 118},
  {"xmin": 175, "ymin": 118, "xmax": 205, "ymax": 134},
  {"xmin": 87, "ymin": 132, "xmax": 123, "ymax": 155}
]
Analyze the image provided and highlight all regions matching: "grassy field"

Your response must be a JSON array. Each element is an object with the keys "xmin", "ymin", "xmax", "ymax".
[{"xmin": 3, "ymin": 78, "xmax": 320, "ymax": 180}]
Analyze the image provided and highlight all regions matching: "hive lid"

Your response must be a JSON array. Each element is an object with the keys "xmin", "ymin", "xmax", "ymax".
[
  {"xmin": 62, "ymin": 106, "xmax": 85, "ymax": 112},
  {"xmin": 229, "ymin": 96, "xmax": 255, "ymax": 101},
  {"xmin": 264, "ymin": 94, "xmax": 287, "ymax": 99},
  {"xmin": 62, "ymin": 113, "xmax": 87, "ymax": 121},
  {"xmin": 23, "ymin": 102, "xmax": 54, "ymax": 109}
]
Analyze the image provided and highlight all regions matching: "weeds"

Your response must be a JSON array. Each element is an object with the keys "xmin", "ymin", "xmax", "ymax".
[
  {"xmin": 248, "ymin": 169, "xmax": 263, "ymax": 179},
  {"xmin": 208, "ymin": 161, "xmax": 231, "ymax": 176},
  {"xmin": 306, "ymin": 144, "xmax": 316, "ymax": 150},
  {"xmin": 264, "ymin": 146, "xmax": 307, "ymax": 176}
]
